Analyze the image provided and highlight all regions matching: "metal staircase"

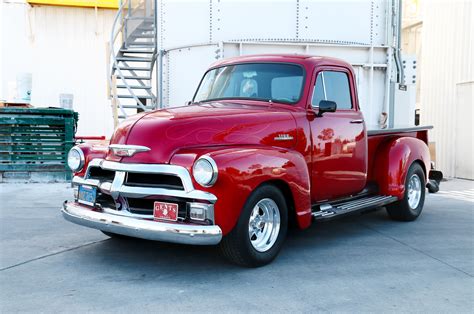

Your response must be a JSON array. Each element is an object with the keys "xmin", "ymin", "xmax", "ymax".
[{"xmin": 108, "ymin": 0, "xmax": 158, "ymax": 125}]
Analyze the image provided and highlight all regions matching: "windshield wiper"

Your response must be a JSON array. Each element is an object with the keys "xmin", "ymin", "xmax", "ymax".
[{"xmin": 268, "ymin": 98, "xmax": 295, "ymax": 105}]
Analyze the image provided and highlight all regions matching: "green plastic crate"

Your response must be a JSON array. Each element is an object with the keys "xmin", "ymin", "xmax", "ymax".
[{"xmin": 0, "ymin": 107, "xmax": 78, "ymax": 180}]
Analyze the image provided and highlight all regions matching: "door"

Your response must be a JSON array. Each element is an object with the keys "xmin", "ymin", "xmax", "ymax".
[{"xmin": 309, "ymin": 68, "xmax": 367, "ymax": 202}]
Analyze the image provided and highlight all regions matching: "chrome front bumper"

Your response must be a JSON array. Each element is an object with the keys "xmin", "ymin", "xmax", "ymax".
[{"xmin": 62, "ymin": 202, "xmax": 223, "ymax": 245}]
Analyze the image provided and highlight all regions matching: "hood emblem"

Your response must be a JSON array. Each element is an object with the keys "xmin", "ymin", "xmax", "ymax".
[
  {"xmin": 109, "ymin": 144, "xmax": 151, "ymax": 157},
  {"xmin": 274, "ymin": 134, "xmax": 294, "ymax": 141}
]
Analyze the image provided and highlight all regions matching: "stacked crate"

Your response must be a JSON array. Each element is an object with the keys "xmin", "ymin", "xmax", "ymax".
[{"xmin": 0, "ymin": 108, "xmax": 78, "ymax": 182}]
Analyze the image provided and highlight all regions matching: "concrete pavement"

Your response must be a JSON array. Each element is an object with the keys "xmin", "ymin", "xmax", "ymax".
[{"xmin": 0, "ymin": 179, "xmax": 473, "ymax": 313}]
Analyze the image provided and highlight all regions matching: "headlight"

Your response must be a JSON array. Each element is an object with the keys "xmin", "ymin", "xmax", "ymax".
[
  {"xmin": 67, "ymin": 146, "xmax": 85, "ymax": 172},
  {"xmin": 193, "ymin": 156, "xmax": 218, "ymax": 187}
]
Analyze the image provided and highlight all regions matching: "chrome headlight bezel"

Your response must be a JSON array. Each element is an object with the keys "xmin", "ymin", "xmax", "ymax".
[
  {"xmin": 192, "ymin": 155, "xmax": 218, "ymax": 187},
  {"xmin": 67, "ymin": 146, "xmax": 85, "ymax": 172}
]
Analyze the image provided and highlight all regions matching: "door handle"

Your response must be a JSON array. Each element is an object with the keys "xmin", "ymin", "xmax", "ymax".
[{"xmin": 350, "ymin": 119, "xmax": 364, "ymax": 124}]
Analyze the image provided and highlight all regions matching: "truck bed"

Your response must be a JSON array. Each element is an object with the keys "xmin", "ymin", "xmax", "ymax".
[
  {"xmin": 367, "ymin": 125, "xmax": 433, "ymax": 136},
  {"xmin": 367, "ymin": 125, "xmax": 433, "ymax": 183}
]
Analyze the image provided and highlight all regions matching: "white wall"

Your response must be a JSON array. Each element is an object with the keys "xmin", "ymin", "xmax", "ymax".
[
  {"xmin": 1, "ymin": 1, "xmax": 115, "ymax": 137},
  {"xmin": 160, "ymin": 0, "xmax": 398, "ymax": 129},
  {"xmin": 420, "ymin": 0, "xmax": 474, "ymax": 179},
  {"xmin": 454, "ymin": 82, "xmax": 474, "ymax": 180}
]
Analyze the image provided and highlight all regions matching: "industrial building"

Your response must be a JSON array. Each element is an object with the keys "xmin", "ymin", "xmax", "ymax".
[{"xmin": 2, "ymin": 0, "xmax": 472, "ymax": 180}]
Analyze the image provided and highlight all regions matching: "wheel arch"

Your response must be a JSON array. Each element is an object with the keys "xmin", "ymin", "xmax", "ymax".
[
  {"xmin": 259, "ymin": 179, "xmax": 298, "ymax": 228},
  {"xmin": 413, "ymin": 158, "xmax": 428, "ymax": 181}
]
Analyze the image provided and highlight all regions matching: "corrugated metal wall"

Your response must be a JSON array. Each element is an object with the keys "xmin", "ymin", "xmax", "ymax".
[
  {"xmin": 1, "ymin": 2, "xmax": 115, "ymax": 137},
  {"xmin": 420, "ymin": 0, "xmax": 474, "ymax": 178}
]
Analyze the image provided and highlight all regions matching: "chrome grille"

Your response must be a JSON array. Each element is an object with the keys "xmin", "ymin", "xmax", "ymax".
[
  {"xmin": 73, "ymin": 159, "xmax": 217, "ymax": 219},
  {"xmin": 126, "ymin": 172, "xmax": 184, "ymax": 190},
  {"xmin": 87, "ymin": 166, "xmax": 184, "ymax": 190},
  {"xmin": 88, "ymin": 166, "xmax": 115, "ymax": 182}
]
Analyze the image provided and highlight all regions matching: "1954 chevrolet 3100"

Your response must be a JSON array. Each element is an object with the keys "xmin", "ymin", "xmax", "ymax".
[{"xmin": 62, "ymin": 54, "xmax": 442, "ymax": 267}]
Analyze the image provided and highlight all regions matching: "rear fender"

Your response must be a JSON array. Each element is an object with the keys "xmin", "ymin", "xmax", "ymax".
[
  {"xmin": 170, "ymin": 146, "xmax": 312, "ymax": 235},
  {"xmin": 373, "ymin": 137, "xmax": 430, "ymax": 199}
]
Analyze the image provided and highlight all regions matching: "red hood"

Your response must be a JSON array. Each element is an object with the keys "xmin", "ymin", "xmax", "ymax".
[{"xmin": 108, "ymin": 102, "xmax": 298, "ymax": 164}]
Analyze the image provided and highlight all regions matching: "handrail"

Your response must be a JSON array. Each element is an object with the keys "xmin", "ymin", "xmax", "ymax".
[{"xmin": 108, "ymin": 0, "xmax": 156, "ymax": 118}]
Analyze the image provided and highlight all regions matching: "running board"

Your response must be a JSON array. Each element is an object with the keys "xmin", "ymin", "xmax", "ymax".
[{"xmin": 312, "ymin": 195, "xmax": 398, "ymax": 221}]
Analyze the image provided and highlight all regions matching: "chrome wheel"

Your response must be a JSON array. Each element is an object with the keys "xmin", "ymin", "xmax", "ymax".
[
  {"xmin": 407, "ymin": 174, "xmax": 422, "ymax": 209},
  {"xmin": 248, "ymin": 198, "xmax": 281, "ymax": 252}
]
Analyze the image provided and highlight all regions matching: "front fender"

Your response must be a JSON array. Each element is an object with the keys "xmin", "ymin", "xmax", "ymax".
[
  {"xmin": 373, "ymin": 137, "xmax": 430, "ymax": 199},
  {"xmin": 170, "ymin": 146, "xmax": 312, "ymax": 235},
  {"xmin": 73, "ymin": 143, "xmax": 109, "ymax": 177}
]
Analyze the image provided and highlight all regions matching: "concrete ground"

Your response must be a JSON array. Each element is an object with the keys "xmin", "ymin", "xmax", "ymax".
[{"xmin": 0, "ymin": 179, "xmax": 473, "ymax": 313}]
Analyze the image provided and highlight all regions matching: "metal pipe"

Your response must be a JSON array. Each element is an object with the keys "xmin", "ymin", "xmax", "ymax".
[
  {"xmin": 163, "ymin": 40, "xmax": 387, "ymax": 52},
  {"xmin": 155, "ymin": 0, "xmax": 160, "ymax": 109},
  {"xmin": 159, "ymin": 50, "xmax": 164, "ymax": 109},
  {"xmin": 386, "ymin": 47, "xmax": 394, "ymax": 128},
  {"xmin": 393, "ymin": 0, "xmax": 404, "ymax": 84},
  {"xmin": 369, "ymin": 45, "xmax": 374, "ymax": 117},
  {"xmin": 398, "ymin": 0, "xmax": 404, "ymax": 84}
]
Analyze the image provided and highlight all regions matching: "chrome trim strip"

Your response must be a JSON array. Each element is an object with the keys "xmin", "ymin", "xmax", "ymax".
[
  {"xmin": 109, "ymin": 144, "xmax": 151, "ymax": 157},
  {"xmin": 118, "ymin": 185, "xmax": 216, "ymax": 201},
  {"xmin": 73, "ymin": 176, "xmax": 100, "ymax": 186},
  {"xmin": 62, "ymin": 202, "xmax": 222, "ymax": 245},
  {"xmin": 110, "ymin": 171, "xmax": 126, "ymax": 200},
  {"xmin": 102, "ymin": 207, "xmax": 153, "ymax": 219},
  {"xmin": 109, "ymin": 144, "xmax": 151, "ymax": 151},
  {"xmin": 102, "ymin": 159, "xmax": 194, "ymax": 192},
  {"xmin": 75, "ymin": 159, "xmax": 217, "ymax": 203},
  {"xmin": 274, "ymin": 134, "xmax": 294, "ymax": 141},
  {"xmin": 99, "ymin": 182, "xmax": 112, "ymax": 195}
]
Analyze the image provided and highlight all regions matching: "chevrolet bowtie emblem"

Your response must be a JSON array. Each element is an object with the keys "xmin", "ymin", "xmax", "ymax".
[
  {"xmin": 109, "ymin": 144, "xmax": 151, "ymax": 157},
  {"xmin": 274, "ymin": 134, "xmax": 294, "ymax": 141}
]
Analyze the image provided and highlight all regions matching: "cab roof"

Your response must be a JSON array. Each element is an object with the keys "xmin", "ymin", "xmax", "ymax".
[{"xmin": 210, "ymin": 54, "xmax": 352, "ymax": 69}]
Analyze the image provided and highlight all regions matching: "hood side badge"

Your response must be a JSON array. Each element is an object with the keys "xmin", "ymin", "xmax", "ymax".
[
  {"xmin": 274, "ymin": 134, "xmax": 294, "ymax": 141},
  {"xmin": 109, "ymin": 144, "xmax": 151, "ymax": 157}
]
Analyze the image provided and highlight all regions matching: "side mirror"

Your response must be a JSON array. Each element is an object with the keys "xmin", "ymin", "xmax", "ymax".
[{"xmin": 317, "ymin": 100, "xmax": 337, "ymax": 117}]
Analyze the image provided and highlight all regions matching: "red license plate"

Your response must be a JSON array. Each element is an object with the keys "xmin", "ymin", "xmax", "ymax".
[{"xmin": 153, "ymin": 201, "xmax": 179, "ymax": 221}]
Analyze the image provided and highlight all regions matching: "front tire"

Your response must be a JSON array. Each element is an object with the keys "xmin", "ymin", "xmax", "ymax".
[
  {"xmin": 220, "ymin": 184, "xmax": 288, "ymax": 267},
  {"xmin": 386, "ymin": 163, "xmax": 426, "ymax": 221}
]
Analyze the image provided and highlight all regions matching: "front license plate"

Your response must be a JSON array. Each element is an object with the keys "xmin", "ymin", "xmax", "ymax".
[
  {"xmin": 78, "ymin": 185, "xmax": 97, "ymax": 206},
  {"xmin": 153, "ymin": 201, "xmax": 179, "ymax": 222}
]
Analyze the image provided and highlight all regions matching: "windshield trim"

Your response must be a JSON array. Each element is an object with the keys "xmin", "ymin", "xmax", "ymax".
[
  {"xmin": 191, "ymin": 62, "xmax": 307, "ymax": 105},
  {"xmin": 195, "ymin": 97, "xmax": 296, "ymax": 105}
]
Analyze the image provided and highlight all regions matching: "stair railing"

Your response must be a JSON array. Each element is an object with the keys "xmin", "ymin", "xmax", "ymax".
[{"xmin": 108, "ymin": 0, "xmax": 151, "ymax": 118}]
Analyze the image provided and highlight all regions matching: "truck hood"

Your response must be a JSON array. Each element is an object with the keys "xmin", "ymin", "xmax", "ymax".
[{"xmin": 108, "ymin": 102, "xmax": 298, "ymax": 164}]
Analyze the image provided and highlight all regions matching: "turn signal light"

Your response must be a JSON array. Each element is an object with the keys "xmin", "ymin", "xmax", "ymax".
[{"xmin": 189, "ymin": 203, "xmax": 214, "ymax": 222}]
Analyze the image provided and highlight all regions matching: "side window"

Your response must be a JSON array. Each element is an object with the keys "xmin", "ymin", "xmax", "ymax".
[
  {"xmin": 311, "ymin": 71, "xmax": 353, "ymax": 110},
  {"xmin": 311, "ymin": 73, "xmax": 325, "ymax": 108}
]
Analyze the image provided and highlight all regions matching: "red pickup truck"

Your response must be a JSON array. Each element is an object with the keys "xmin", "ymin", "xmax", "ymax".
[{"xmin": 63, "ymin": 54, "xmax": 442, "ymax": 267}]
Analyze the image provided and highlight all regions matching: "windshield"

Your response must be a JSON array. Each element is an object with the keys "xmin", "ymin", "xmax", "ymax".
[{"xmin": 193, "ymin": 63, "xmax": 304, "ymax": 104}]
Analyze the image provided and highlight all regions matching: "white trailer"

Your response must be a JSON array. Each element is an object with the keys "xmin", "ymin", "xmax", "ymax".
[{"xmin": 111, "ymin": 0, "xmax": 415, "ymax": 129}]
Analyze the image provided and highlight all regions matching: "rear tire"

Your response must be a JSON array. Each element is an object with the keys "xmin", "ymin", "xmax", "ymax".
[
  {"xmin": 386, "ymin": 163, "xmax": 426, "ymax": 221},
  {"xmin": 220, "ymin": 184, "xmax": 288, "ymax": 267}
]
